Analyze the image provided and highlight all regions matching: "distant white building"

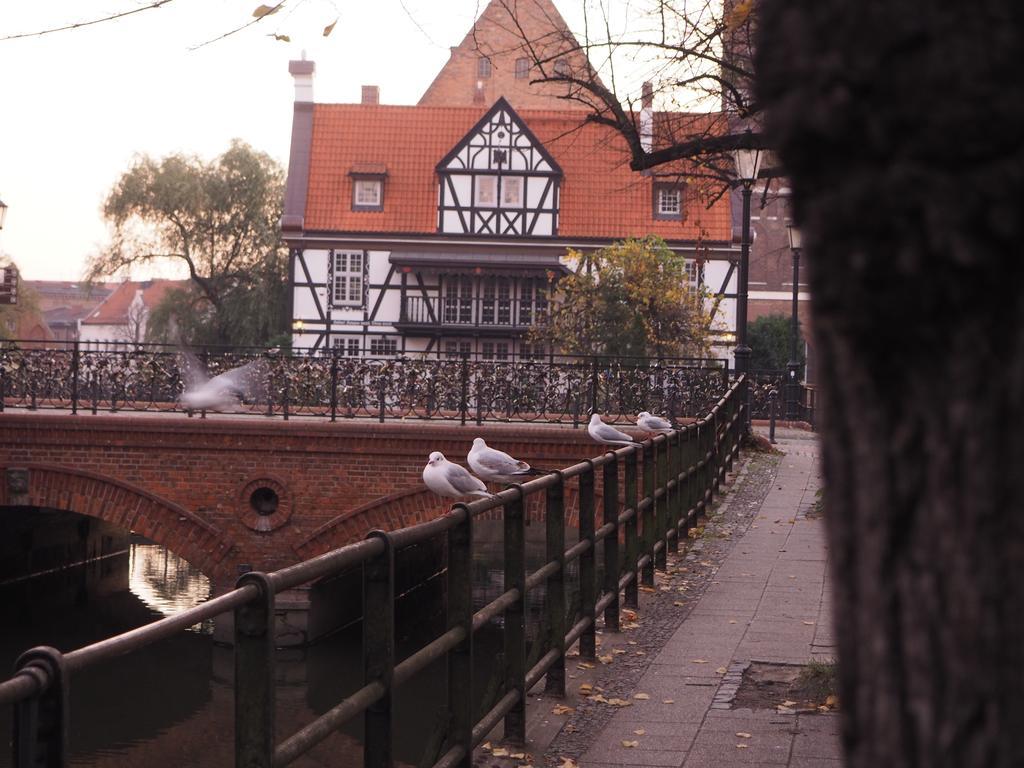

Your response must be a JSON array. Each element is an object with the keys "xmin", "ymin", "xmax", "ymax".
[{"xmin": 78, "ymin": 279, "xmax": 187, "ymax": 348}]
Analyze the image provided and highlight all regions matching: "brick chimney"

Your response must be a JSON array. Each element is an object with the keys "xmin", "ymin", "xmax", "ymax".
[{"xmin": 361, "ymin": 85, "xmax": 380, "ymax": 105}]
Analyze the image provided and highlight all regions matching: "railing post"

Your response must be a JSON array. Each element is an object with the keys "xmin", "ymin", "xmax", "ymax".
[
  {"xmin": 623, "ymin": 448, "xmax": 639, "ymax": 609},
  {"xmin": 13, "ymin": 646, "xmax": 68, "ymax": 768},
  {"xmin": 378, "ymin": 374, "xmax": 386, "ymax": 424},
  {"xmin": 364, "ymin": 531, "xmax": 395, "ymax": 768},
  {"xmin": 578, "ymin": 461, "xmax": 597, "ymax": 660},
  {"xmin": 602, "ymin": 454, "xmax": 620, "ymax": 632},
  {"xmin": 666, "ymin": 433, "xmax": 680, "ymax": 554},
  {"xmin": 459, "ymin": 352, "xmax": 469, "ymax": 426},
  {"xmin": 329, "ymin": 354, "xmax": 339, "ymax": 422},
  {"xmin": 234, "ymin": 572, "xmax": 275, "ymax": 768},
  {"xmin": 447, "ymin": 505, "xmax": 474, "ymax": 768},
  {"xmin": 544, "ymin": 473, "xmax": 567, "ymax": 697},
  {"xmin": 70, "ymin": 341, "xmax": 80, "ymax": 416},
  {"xmin": 503, "ymin": 487, "xmax": 527, "ymax": 745},
  {"xmin": 641, "ymin": 442, "xmax": 655, "ymax": 587},
  {"xmin": 769, "ymin": 389, "xmax": 778, "ymax": 444},
  {"xmin": 655, "ymin": 438, "xmax": 668, "ymax": 571}
]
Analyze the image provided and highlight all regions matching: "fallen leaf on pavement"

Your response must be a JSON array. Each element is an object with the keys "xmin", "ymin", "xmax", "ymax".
[
  {"xmin": 606, "ymin": 698, "xmax": 632, "ymax": 707},
  {"xmin": 716, "ymin": 667, "xmax": 727, "ymax": 674},
  {"xmin": 558, "ymin": 758, "xmax": 577, "ymax": 768},
  {"xmin": 492, "ymin": 748, "xmax": 509, "ymax": 757},
  {"xmin": 579, "ymin": 684, "xmax": 593, "ymax": 694},
  {"xmin": 552, "ymin": 705, "xmax": 574, "ymax": 715},
  {"xmin": 621, "ymin": 741, "xmax": 639, "ymax": 748},
  {"xmin": 633, "ymin": 729, "xmax": 646, "ymax": 736},
  {"xmin": 802, "ymin": 621, "xmax": 815, "ymax": 625},
  {"xmin": 578, "ymin": 662, "xmax": 595, "ymax": 669},
  {"xmin": 736, "ymin": 743, "xmax": 749, "ymax": 749},
  {"xmin": 736, "ymin": 732, "xmax": 752, "ymax": 738},
  {"xmin": 691, "ymin": 659, "xmax": 708, "ymax": 664},
  {"xmin": 598, "ymin": 654, "xmax": 614, "ymax": 664},
  {"xmin": 662, "ymin": 699, "xmax": 675, "ymax": 704},
  {"xmin": 633, "ymin": 693, "xmax": 650, "ymax": 700}
]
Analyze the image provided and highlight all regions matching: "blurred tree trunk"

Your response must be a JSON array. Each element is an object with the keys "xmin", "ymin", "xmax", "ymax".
[{"xmin": 755, "ymin": 1, "xmax": 1024, "ymax": 766}]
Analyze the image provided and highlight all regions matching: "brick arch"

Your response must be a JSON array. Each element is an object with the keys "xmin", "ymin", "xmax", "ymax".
[
  {"xmin": 0, "ymin": 463, "xmax": 233, "ymax": 577},
  {"xmin": 295, "ymin": 484, "xmax": 600, "ymax": 560}
]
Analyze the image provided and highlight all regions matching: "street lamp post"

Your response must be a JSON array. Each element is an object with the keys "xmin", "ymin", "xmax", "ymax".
[
  {"xmin": 732, "ymin": 135, "xmax": 762, "ymax": 430},
  {"xmin": 786, "ymin": 223, "xmax": 803, "ymax": 420}
]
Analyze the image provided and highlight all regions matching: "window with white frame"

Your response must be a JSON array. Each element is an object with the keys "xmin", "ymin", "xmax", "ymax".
[
  {"xmin": 352, "ymin": 178, "xmax": 383, "ymax": 210},
  {"xmin": 331, "ymin": 337, "xmax": 362, "ymax": 356},
  {"xmin": 475, "ymin": 176, "xmax": 497, "ymax": 206},
  {"xmin": 482, "ymin": 341, "xmax": 510, "ymax": 361},
  {"xmin": 370, "ymin": 337, "xmax": 398, "ymax": 357},
  {"xmin": 502, "ymin": 177, "xmax": 522, "ymax": 206},
  {"xmin": 445, "ymin": 340, "xmax": 472, "ymax": 359},
  {"xmin": 653, "ymin": 183, "xmax": 683, "ymax": 220},
  {"xmin": 332, "ymin": 251, "xmax": 364, "ymax": 307}
]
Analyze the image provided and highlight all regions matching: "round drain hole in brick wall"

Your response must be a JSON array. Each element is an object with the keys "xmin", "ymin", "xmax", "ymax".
[
  {"xmin": 249, "ymin": 487, "xmax": 279, "ymax": 516},
  {"xmin": 237, "ymin": 476, "xmax": 293, "ymax": 532}
]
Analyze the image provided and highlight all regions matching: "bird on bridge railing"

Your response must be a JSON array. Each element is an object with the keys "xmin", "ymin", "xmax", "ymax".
[
  {"xmin": 423, "ymin": 452, "xmax": 494, "ymax": 499},
  {"xmin": 468, "ymin": 438, "xmax": 546, "ymax": 484},
  {"xmin": 636, "ymin": 411, "xmax": 676, "ymax": 434},
  {"xmin": 178, "ymin": 351, "xmax": 265, "ymax": 413},
  {"xmin": 588, "ymin": 413, "xmax": 641, "ymax": 446}
]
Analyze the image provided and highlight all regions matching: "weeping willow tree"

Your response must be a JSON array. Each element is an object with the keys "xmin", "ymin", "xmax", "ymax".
[{"xmin": 88, "ymin": 140, "xmax": 289, "ymax": 347}]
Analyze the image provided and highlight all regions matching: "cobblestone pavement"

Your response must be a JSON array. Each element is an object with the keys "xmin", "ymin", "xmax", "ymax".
[{"xmin": 483, "ymin": 429, "xmax": 839, "ymax": 768}]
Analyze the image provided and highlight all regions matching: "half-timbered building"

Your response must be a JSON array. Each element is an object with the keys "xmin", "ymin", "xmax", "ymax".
[{"xmin": 281, "ymin": 3, "xmax": 737, "ymax": 359}]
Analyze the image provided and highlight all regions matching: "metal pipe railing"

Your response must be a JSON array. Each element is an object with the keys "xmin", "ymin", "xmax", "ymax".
[{"xmin": 1, "ymin": 378, "xmax": 747, "ymax": 768}]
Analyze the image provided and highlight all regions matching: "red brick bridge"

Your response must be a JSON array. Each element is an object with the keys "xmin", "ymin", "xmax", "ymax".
[{"xmin": 0, "ymin": 413, "xmax": 608, "ymax": 587}]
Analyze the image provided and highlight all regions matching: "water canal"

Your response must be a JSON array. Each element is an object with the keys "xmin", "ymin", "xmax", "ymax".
[{"xmin": 1, "ymin": 521, "xmax": 587, "ymax": 767}]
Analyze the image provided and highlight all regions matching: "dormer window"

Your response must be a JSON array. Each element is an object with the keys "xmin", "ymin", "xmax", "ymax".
[
  {"xmin": 349, "ymin": 163, "xmax": 387, "ymax": 212},
  {"xmin": 653, "ymin": 182, "xmax": 684, "ymax": 221}
]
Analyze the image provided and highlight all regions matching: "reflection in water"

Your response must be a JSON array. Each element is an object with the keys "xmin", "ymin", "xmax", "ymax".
[
  {"xmin": 0, "ymin": 523, "xmax": 588, "ymax": 768},
  {"xmin": 128, "ymin": 539, "xmax": 211, "ymax": 624}
]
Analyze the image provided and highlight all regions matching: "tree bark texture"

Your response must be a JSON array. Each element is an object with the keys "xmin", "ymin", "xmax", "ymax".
[{"xmin": 755, "ymin": 1, "xmax": 1024, "ymax": 766}]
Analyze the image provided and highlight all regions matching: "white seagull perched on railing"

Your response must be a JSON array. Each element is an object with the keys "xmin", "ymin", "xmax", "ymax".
[
  {"xmin": 423, "ymin": 452, "xmax": 494, "ymax": 499},
  {"xmin": 636, "ymin": 411, "xmax": 676, "ymax": 434},
  {"xmin": 467, "ymin": 437, "xmax": 544, "ymax": 484},
  {"xmin": 587, "ymin": 413, "xmax": 640, "ymax": 446},
  {"xmin": 178, "ymin": 351, "xmax": 265, "ymax": 412}
]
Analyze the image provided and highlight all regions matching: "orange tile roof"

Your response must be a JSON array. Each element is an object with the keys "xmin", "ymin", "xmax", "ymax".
[
  {"xmin": 304, "ymin": 103, "xmax": 731, "ymax": 243},
  {"xmin": 81, "ymin": 279, "xmax": 190, "ymax": 325}
]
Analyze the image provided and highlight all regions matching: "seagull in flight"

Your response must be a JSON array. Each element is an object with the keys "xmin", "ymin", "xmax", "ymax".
[
  {"xmin": 468, "ymin": 437, "xmax": 545, "ymax": 484},
  {"xmin": 588, "ymin": 413, "xmax": 640, "ymax": 446},
  {"xmin": 178, "ymin": 351, "xmax": 265, "ymax": 412},
  {"xmin": 423, "ymin": 452, "xmax": 493, "ymax": 499},
  {"xmin": 637, "ymin": 411, "xmax": 676, "ymax": 434}
]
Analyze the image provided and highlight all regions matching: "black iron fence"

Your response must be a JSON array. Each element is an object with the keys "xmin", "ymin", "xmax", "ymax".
[
  {"xmin": 0, "ymin": 341, "xmax": 733, "ymax": 425},
  {"xmin": 746, "ymin": 369, "xmax": 816, "ymax": 426},
  {"xmin": 0, "ymin": 379, "xmax": 745, "ymax": 768}
]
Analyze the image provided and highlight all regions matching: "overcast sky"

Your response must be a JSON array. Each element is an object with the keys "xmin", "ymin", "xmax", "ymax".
[{"xmin": 0, "ymin": 0, "xmax": 650, "ymax": 282}]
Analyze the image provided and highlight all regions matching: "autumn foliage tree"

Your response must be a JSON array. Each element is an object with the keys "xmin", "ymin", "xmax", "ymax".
[
  {"xmin": 88, "ymin": 140, "xmax": 288, "ymax": 347},
  {"xmin": 531, "ymin": 236, "xmax": 712, "ymax": 359}
]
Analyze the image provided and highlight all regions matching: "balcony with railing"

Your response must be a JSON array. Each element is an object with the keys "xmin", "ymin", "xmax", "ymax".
[{"xmin": 398, "ymin": 295, "xmax": 548, "ymax": 333}]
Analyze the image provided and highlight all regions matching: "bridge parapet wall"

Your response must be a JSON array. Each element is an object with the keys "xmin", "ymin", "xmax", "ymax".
[{"xmin": 0, "ymin": 414, "xmax": 606, "ymax": 580}]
